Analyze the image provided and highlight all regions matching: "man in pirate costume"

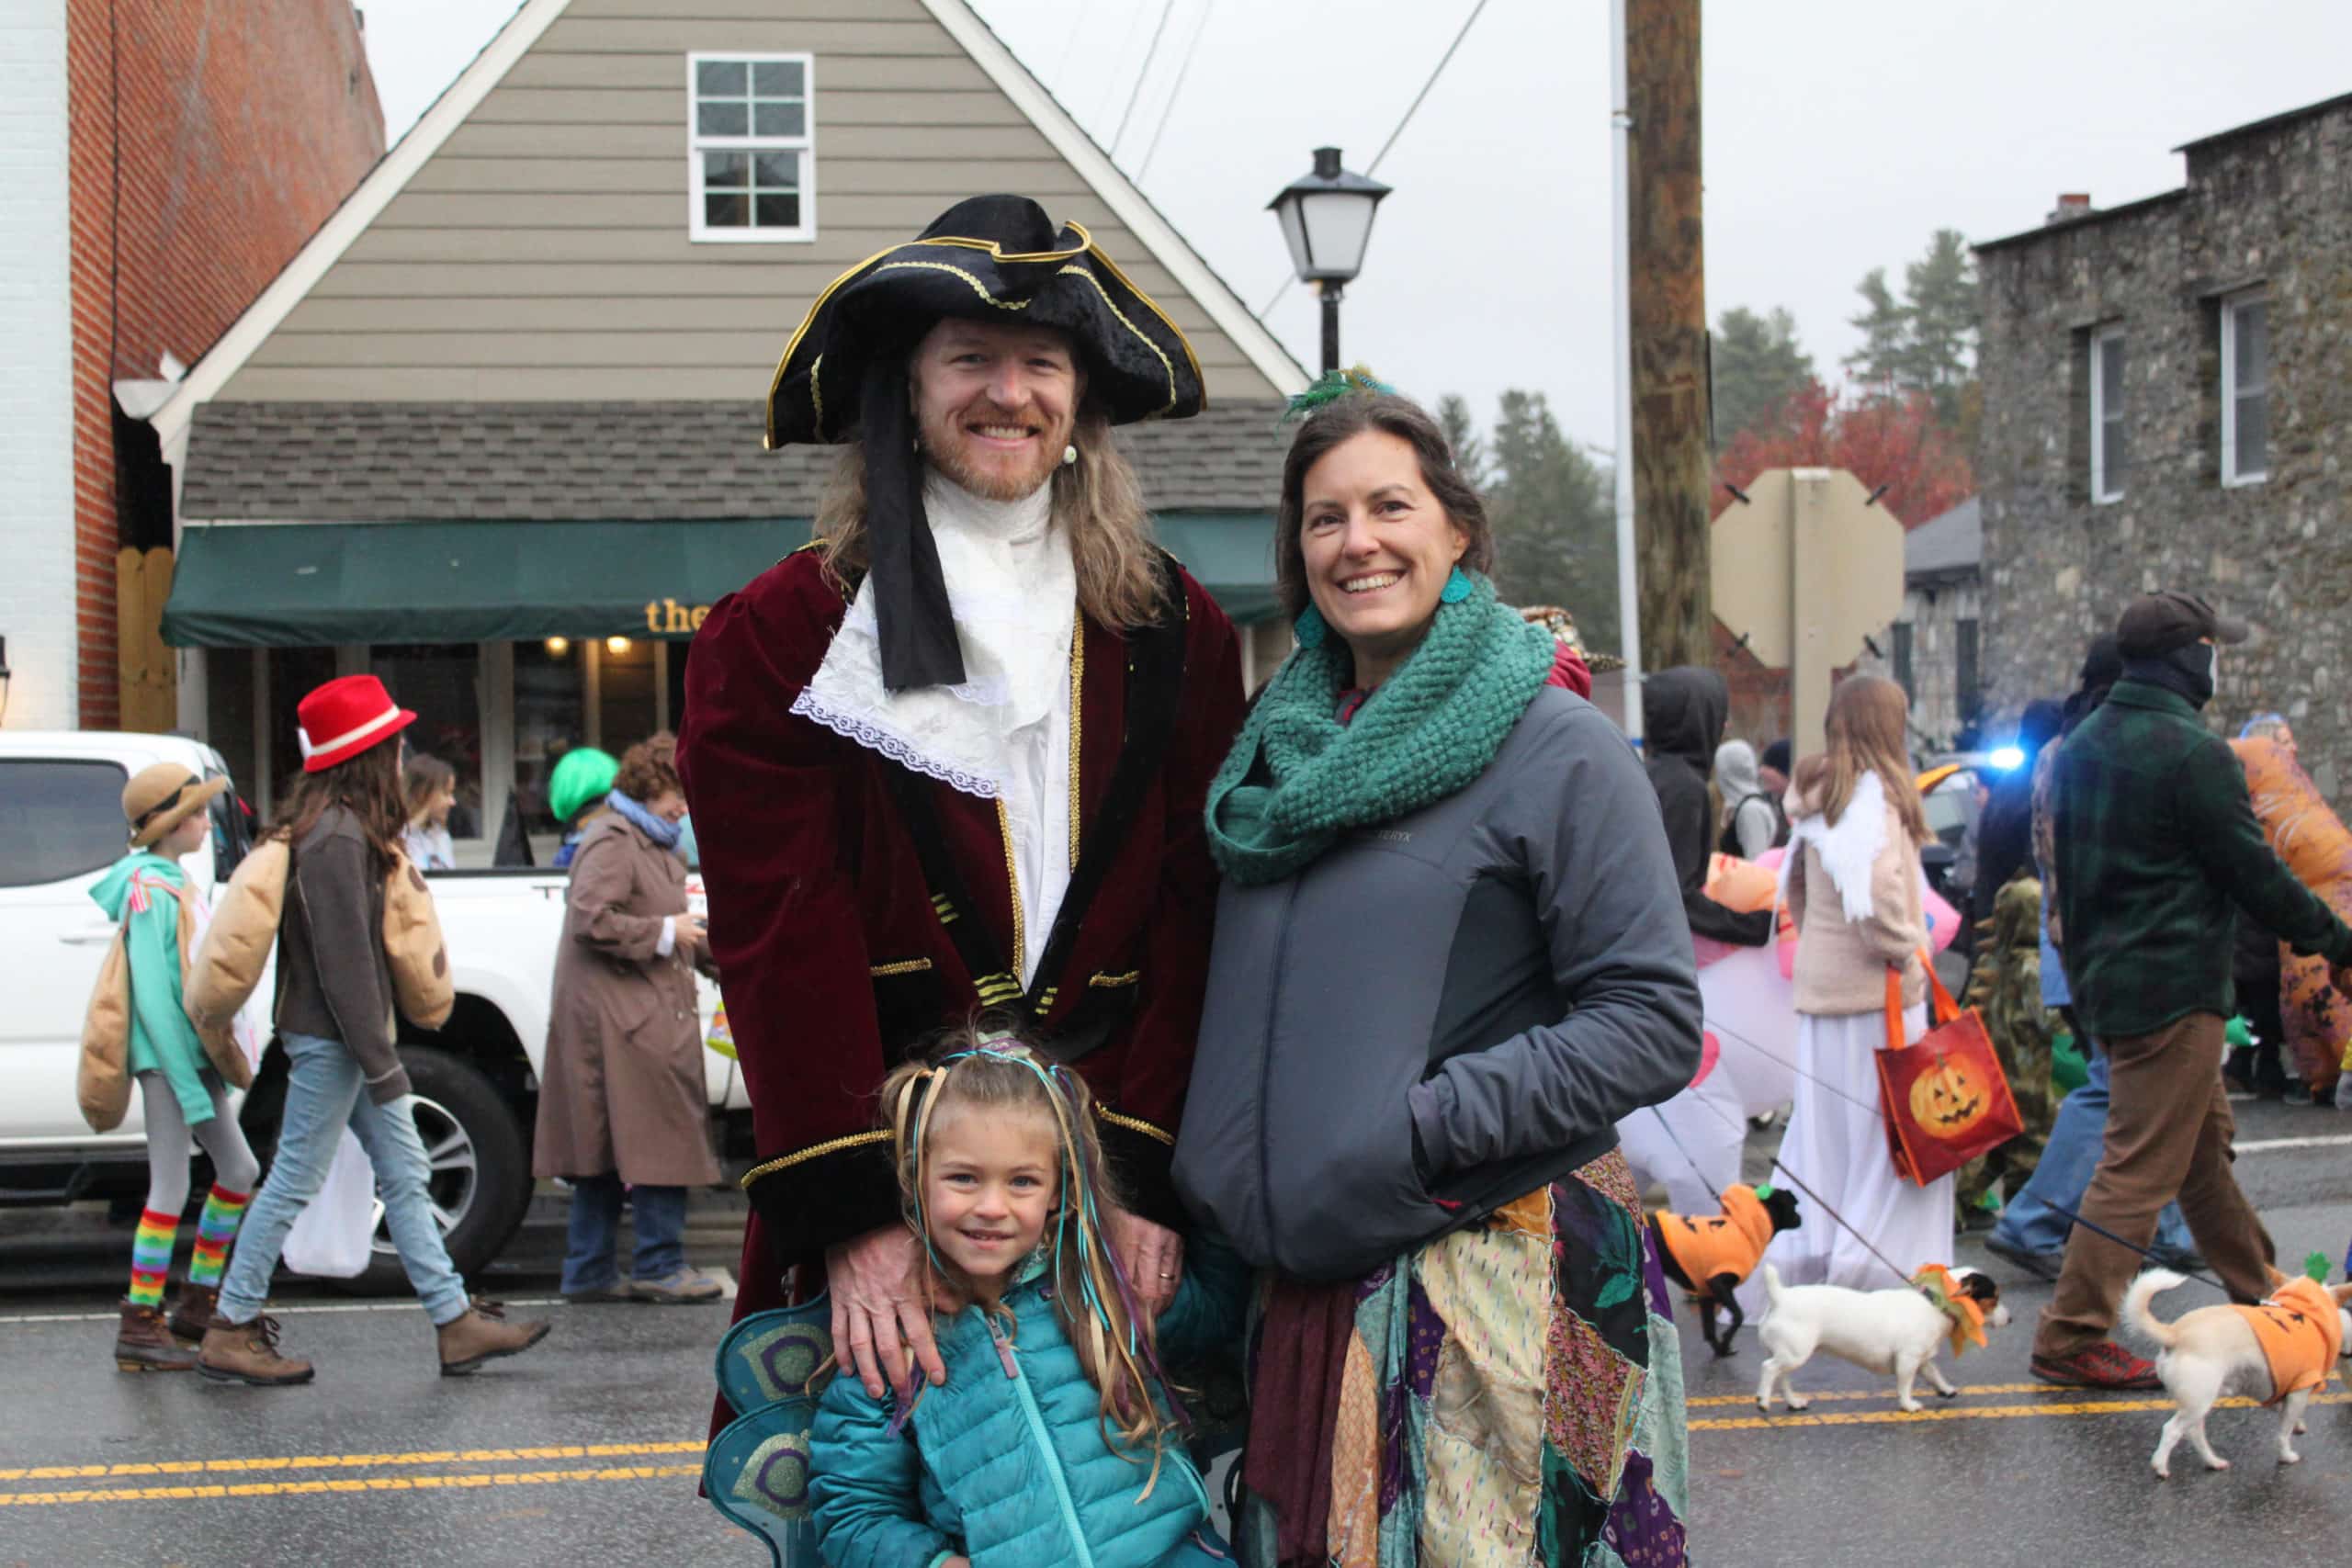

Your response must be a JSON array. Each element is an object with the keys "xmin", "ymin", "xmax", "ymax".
[{"xmin": 678, "ymin": 196, "xmax": 1244, "ymax": 1406}]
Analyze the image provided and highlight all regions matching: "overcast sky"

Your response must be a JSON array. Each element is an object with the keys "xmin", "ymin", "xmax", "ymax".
[{"xmin": 361, "ymin": 0, "xmax": 2352, "ymax": 446}]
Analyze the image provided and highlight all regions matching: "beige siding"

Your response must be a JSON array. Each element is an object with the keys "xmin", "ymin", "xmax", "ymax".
[{"xmin": 220, "ymin": 0, "xmax": 1284, "ymax": 404}]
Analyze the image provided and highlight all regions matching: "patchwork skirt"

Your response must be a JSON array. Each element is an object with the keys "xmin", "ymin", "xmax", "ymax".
[{"xmin": 1236, "ymin": 1147, "xmax": 1691, "ymax": 1567}]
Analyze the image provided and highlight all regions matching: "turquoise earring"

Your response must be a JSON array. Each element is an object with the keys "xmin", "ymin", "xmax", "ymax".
[
  {"xmin": 1294, "ymin": 602, "xmax": 1328, "ymax": 649},
  {"xmin": 1439, "ymin": 566, "xmax": 1473, "ymax": 604}
]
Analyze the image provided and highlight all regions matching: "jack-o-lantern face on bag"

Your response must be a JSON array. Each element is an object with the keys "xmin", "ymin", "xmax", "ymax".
[{"xmin": 1909, "ymin": 1055, "xmax": 1989, "ymax": 1139}]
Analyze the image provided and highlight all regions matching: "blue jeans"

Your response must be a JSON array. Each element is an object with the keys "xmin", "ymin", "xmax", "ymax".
[
  {"xmin": 218, "ymin": 1032, "xmax": 471, "ymax": 1327},
  {"xmin": 1993, "ymin": 1043, "xmax": 2194, "ymax": 1257},
  {"xmin": 560, "ymin": 1174, "xmax": 687, "ymax": 1292}
]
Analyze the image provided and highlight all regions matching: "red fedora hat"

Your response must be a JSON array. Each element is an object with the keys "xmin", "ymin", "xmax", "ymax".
[{"xmin": 296, "ymin": 674, "xmax": 417, "ymax": 773}]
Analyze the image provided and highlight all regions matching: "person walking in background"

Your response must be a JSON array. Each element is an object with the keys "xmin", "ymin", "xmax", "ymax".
[
  {"xmin": 1717, "ymin": 737, "xmax": 1788, "ymax": 858},
  {"xmin": 1175, "ymin": 386, "xmax": 1700, "ymax": 1564},
  {"xmin": 95, "ymin": 766, "xmax": 262, "ymax": 1371},
  {"xmin": 1645, "ymin": 668, "xmax": 1774, "ymax": 945},
  {"xmin": 199, "ymin": 675, "xmax": 549, "ymax": 1386},
  {"xmin": 2031, "ymin": 593, "xmax": 2352, "ymax": 1390},
  {"xmin": 1759, "ymin": 737, "xmax": 1792, "ymax": 803},
  {"xmin": 546, "ymin": 746, "xmax": 619, "ymax": 869},
  {"xmin": 534, "ymin": 732, "xmax": 725, "ymax": 1305},
  {"xmin": 400, "ymin": 752, "xmax": 458, "ymax": 872},
  {"xmin": 1770, "ymin": 675, "xmax": 1951, "ymax": 1289},
  {"xmin": 1984, "ymin": 635, "xmax": 2199, "ymax": 1281},
  {"xmin": 1969, "ymin": 700, "xmax": 2063, "ymax": 937}
]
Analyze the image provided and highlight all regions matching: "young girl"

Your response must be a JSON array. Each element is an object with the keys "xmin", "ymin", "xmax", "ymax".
[
  {"xmin": 809, "ymin": 1030, "xmax": 1236, "ymax": 1568},
  {"xmin": 1770, "ymin": 675, "xmax": 1951, "ymax": 1288},
  {"xmin": 96, "ymin": 765, "xmax": 262, "ymax": 1371},
  {"xmin": 400, "ymin": 751, "xmax": 458, "ymax": 871}
]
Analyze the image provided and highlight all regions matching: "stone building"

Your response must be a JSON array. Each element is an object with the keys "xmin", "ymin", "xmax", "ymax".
[
  {"xmin": 0, "ymin": 2, "xmax": 384, "ymax": 731},
  {"xmin": 1974, "ymin": 91, "xmax": 2352, "ymax": 796}
]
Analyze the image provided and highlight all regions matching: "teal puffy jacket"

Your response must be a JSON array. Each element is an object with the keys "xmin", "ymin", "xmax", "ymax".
[{"xmin": 809, "ymin": 1240, "xmax": 1242, "ymax": 1568}]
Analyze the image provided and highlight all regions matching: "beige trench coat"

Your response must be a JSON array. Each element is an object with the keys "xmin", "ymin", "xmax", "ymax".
[{"xmin": 532, "ymin": 812, "xmax": 721, "ymax": 1188}]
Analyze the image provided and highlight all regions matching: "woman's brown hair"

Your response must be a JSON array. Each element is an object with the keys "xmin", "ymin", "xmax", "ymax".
[
  {"xmin": 271, "ymin": 738, "xmax": 408, "ymax": 864},
  {"xmin": 811, "ymin": 400, "xmax": 1167, "ymax": 630},
  {"xmin": 1793, "ymin": 675, "xmax": 1928, "ymax": 843},
  {"xmin": 1272, "ymin": 390, "xmax": 1497, "ymax": 623},
  {"xmin": 613, "ymin": 731, "xmax": 683, "ymax": 804},
  {"xmin": 401, "ymin": 752, "xmax": 456, "ymax": 823}
]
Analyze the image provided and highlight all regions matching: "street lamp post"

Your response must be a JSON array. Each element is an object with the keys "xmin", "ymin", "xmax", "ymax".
[{"xmin": 1268, "ymin": 147, "xmax": 1392, "ymax": 374}]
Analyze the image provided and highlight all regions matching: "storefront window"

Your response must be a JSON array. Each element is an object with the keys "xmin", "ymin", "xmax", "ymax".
[
  {"xmin": 597, "ymin": 636, "xmax": 660, "ymax": 758},
  {"xmin": 266, "ymin": 647, "xmax": 340, "ymax": 811},
  {"xmin": 515, "ymin": 637, "xmax": 588, "ymax": 836},
  {"xmin": 371, "ymin": 643, "xmax": 483, "ymax": 839}
]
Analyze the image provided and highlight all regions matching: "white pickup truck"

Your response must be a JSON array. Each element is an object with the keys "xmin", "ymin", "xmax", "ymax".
[{"xmin": 0, "ymin": 730, "xmax": 749, "ymax": 1289}]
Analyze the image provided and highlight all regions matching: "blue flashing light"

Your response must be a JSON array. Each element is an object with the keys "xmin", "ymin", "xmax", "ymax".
[{"xmin": 1988, "ymin": 745, "xmax": 2027, "ymax": 772}]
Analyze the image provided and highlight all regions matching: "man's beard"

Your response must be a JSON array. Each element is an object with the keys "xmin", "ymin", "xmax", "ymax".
[{"xmin": 919, "ymin": 407, "xmax": 1069, "ymax": 502}]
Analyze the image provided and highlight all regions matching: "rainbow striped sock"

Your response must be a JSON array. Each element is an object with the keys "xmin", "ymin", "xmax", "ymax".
[
  {"xmin": 128, "ymin": 1208, "xmax": 177, "ymax": 1308},
  {"xmin": 187, "ymin": 1185, "xmax": 251, "ymax": 1289}
]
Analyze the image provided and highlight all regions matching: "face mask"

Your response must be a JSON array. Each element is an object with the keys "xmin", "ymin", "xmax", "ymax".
[{"xmin": 2171, "ymin": 642, "xmax": 2217, "ymax": 708}]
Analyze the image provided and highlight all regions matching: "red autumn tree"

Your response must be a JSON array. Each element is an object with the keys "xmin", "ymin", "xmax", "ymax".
[{"xmin": 1712, "ymin": 378, "xmax": 1974, "ymax": 527}]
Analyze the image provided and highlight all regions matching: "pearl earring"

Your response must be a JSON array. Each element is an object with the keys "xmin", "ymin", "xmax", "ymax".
[{"xmin": 1062, "ymin": 444, "xmax": 1079, "ymax": 467}]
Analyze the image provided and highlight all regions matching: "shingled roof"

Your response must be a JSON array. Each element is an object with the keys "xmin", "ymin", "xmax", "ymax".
[{"xmin": 180, "ymin": 400, "xmax": 1295, "ymax": 523}]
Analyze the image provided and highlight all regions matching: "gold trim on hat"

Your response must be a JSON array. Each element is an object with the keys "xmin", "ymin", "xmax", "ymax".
[{"xmin": 1080, "ymin": 243, "xmax": 1207, "ymax": 413}]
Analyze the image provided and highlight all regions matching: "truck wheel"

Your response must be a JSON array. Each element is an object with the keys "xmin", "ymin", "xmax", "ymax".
[{"xmin": 344, "ymin": 1045, "xmax": 531, "ymax": 1296}]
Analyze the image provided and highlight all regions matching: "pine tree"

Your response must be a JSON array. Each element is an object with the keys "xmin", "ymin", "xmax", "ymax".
[
  {"xmin": 1899, "ymin": 228, "xmax": 1979, "ymax": 427},
  {"xmin": 1712, "ymin": 306, "xmax": 1815, "ymax": 445},
  {"xmin": 1484, "ymin": 390, "xmax": 1619, "ymax": 645},
  {"xmin": 1437, "ymin": 393, "xmax": 1491, "ymax": 490},
  {"xmin": 1843, "ymin": 267, "xmax": 1910, "ymax": 392}
]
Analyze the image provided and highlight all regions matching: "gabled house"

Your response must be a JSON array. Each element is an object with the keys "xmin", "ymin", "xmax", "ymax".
[{"xmin": 147, "ymin": 0, "xmax": 1306, "ymax": 855}]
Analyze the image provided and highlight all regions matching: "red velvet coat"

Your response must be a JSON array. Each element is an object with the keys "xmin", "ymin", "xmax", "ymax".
[{"xmin": 678, "ymin": 546, "xmax": 1243, "ymax": 1329}]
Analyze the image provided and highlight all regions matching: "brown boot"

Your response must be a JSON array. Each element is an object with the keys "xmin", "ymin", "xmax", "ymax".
[
  {"xmin": 198, "ymin": 1314, "xmax": 315, "ymax": 1387},
  {"xmin": 168, "ymin": 1281, "xmax": 222, "ymax": 1344},
  {"xmin": 115, "ymin": 1301, "xmax": 198, "ymax": 1372},
  {"xmin": 437, "ymin": 1296, "xmax": 551, "ymax": 1376}
]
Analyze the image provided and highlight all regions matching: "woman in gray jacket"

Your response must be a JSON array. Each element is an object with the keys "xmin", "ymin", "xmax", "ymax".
[{"xmin": 1173, "ymin": 385, "xmax": 1702, "ymax": 1567}]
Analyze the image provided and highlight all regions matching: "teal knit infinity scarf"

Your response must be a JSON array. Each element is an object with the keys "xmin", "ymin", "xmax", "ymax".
[{"xmin": 1205, "ymin": 573, "xmax": 1556, "ymax": 886}]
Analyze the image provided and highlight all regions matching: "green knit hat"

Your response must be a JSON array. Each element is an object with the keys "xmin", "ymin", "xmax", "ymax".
[{"xmin": 548, "ymin": 747, "xmax": 619, "ymax": 825}]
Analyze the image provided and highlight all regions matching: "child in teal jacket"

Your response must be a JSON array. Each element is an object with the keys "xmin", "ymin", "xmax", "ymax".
[
  {"xmin": 96, "ymin": 765, "xmax": 261, "ymax": 1371},
  {"xmin": 808, "ymin": 1030, "xmax": 1241, "ymax": 1568}
]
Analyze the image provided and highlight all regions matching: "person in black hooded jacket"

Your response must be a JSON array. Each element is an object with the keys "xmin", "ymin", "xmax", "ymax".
[{"xmin": 1644, "ymin": 667, "xmax": 1773, "ymax": 946}]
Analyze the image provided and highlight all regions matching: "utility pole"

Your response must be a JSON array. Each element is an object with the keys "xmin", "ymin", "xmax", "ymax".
[{"xmin": 1624, "ymin": 0, "xmax": 1712, "ymax": 673}]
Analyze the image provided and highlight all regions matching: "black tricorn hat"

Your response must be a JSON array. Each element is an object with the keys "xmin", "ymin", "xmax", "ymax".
[{"xmin": 763, "ymin": 195, "xmax": 1207, "ymax": 449}]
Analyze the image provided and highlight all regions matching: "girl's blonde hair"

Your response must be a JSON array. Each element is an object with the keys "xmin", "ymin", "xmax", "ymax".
[
  {"xmin": 1794, "ymin": 675, "xmax": 1928, "ymax": 843},
  {"xmin": 876, "ymin": 1021, "xmax": 1179, "ymax": 1490},
  {"xmin": 810, "ymin": 403, "xmax": 1168, "ymax": 630}
]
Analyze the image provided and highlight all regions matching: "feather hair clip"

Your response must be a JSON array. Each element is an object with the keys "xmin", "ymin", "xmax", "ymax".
[{"xmin": 1281, "ymin": 364, "xmax": 1396, "ymax": 423}]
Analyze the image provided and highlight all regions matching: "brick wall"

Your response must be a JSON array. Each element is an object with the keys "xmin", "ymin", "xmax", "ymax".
[
  {"xmin": 64, "ymin": 0, "xmax": 383, "ymax": 728},
  {"xmin": 1977, "ymin": 97, "xmax": 2352, "ymax": 795},
  {"xmin": 0, "ymin": 0, "xmax": 76, "ymax": 730}
]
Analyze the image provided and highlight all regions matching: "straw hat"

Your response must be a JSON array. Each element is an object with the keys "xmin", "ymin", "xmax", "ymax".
[{"xmin": 122, "ymin": 764, "xmax": 228, "ymax": 850}]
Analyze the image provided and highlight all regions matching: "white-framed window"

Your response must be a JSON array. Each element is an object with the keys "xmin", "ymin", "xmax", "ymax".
[
  {"xmin": 687, "ymin": 52, "xmax": 815, "ymax": 243},
  {"xmin": 2221, "ymin": 288, "xmax": 2268, "ymax": 486},
  {"xmin": 2089, "ymin": 324, "xmax": 2126, "ymax": 503}
]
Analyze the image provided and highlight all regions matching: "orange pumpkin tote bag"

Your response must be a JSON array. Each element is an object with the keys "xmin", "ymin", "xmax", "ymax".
[{"xmin": 1875, "ymin": 951, "xmax": 2022, "ymax": 1186}]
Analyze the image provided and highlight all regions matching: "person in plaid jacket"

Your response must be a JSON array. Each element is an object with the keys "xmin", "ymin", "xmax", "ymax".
[{"xmin": 2031, "ymin": 592, "xmax": 2352, "ymax": 1390}]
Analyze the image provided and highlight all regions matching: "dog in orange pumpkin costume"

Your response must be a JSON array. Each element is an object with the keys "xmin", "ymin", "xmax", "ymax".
[
  {"xmin": 2121, "ymin": 1258, "xmax": 2352, "ymax": 1479},
  {"xmin": 1755, "ymin": 1262, "xmax": 2010, "ymax": 1413},
  {"xmin": 1651, "ymin": 1183, "xmax": 1803, "ymax": 1357}
]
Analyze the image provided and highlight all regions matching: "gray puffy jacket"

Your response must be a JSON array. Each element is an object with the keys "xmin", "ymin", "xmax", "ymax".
[{"xmin": 1173, "ymin": 688, "xmax": 1702, "ymax": 1280}]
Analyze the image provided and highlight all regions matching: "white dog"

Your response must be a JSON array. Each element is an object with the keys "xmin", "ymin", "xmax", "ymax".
[
  {"xmin": 1755, "ymin": 1263, "xmax": 2010, "ymax": 1414},
  {"xmin": 2120, "ymin": 1266, "xmax": 2352, "ymax": 1479}
]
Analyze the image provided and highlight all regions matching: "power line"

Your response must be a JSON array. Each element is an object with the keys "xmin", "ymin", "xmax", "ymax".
[
  {"xmin": 1110, "ymin": 0, "xmax": 1182, "ymax": 158},
  {"xmin": 1137, "ymin": 0, "xmax": 1216, "ymax": 183},
  {"xmin": 1255, "ymin": 0, "xmax": 1493, "ymax": 321}
]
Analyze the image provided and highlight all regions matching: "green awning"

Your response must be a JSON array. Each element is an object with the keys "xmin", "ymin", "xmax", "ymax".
[{"xmin": 163, "ymin": 513, "xmax": 1282, "ymax": 649}]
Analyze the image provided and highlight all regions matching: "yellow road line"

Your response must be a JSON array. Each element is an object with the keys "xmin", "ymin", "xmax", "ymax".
[
  {"xmin": 1696, "ymin": 1390, "xmax": 2352, "ymax": 1432},
  {"xmin": 1689, "ymin": 1382, "xmax": 2060, "ymax": 1406},
  {"xmin": 0, "ymin": 1463, "xmax": 699, "ymax": 1509},
  {"xmin": 0, "ymin": 1441, "xmax": 702, "ymax": 1483}
]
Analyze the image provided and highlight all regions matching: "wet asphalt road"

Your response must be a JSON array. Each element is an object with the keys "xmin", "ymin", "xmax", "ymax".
[{"xmin": 5, "ymin": 1096, "xmax": 2350, "ymax": 1567}]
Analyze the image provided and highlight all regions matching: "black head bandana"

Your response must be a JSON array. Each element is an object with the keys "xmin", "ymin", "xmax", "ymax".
[
  {"xmin": 860, "ymin": 367, "xmax": 967, "ymax": 692},
  {"xmin": 2123, "ymin": 643, "xmax": 2215, "ymax": 710}
]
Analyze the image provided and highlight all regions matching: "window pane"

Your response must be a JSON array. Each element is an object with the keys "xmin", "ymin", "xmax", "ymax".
[
  {"xmin": 2105, "ymin": 414, "xmax": 2129, "ymax": 491},
  {"xmin": 597, "ymin": 638, "xmax": 658, "ymax": 757},
  {"xmin": 696, "ymin": 100, "xmax": 749, "ymax": 137},
  {"xmin": 514, "ymin": 638, "xmax": 587, "ymax": 838},
  {"xmin": 2234, "ymin": 301, "xmax": 2267, "ymax": 390},
  {"xmin": 754, "ymin": 192, "xmax": 802, "ymax": 230},
  {"xmin": 371, "ymin": 643, "xmax": 483, "ymax": 838},
  {"xmin": 0, "ymin": 760, "xmax": 130, "ymax": 888},
  {"xmin": 2098, "ymin": 333, "xmax": 2124, "ymax": 405},
  {"xmin": 753, "ymin": 100, "xmax": 807, "ymax": 138},
  {"xmin": 703, "ymin": 151, "xmax": 751, "ymax": 188},
  {"xmin": 695, "ymin": 59, "xmax": 747, "ymax": 98},
  {"xmin": 2235, "ymin": 392, "xmax": 2268, "ymax": 476},
  {"xmin": 704, "ymin": 191, "xmax": 748, "ymax": 228},
  {"xmin": 752, "ymin": 152, "xmax": 799, "ymax": 189},
  {"xmin": 752, "ymin": 61, "xmax": 804, "ymax": 97}
]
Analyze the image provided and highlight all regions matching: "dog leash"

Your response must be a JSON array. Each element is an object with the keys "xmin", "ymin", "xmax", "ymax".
[
  {"xmin": 2031, "ymin": 1199, "xmax": 2232, "ymax": 1296},
  {"xmin": 1704, "ymin": 1017, "xmax": 1891, "ymax": 1121},
  {"xmin": 1643, "ymin": 1105, "xmax": 1728, "ymax": 1208},
  {"xmin": 1765, "ymin": 1156, "xmax": 1934, "ymax": 1298}
]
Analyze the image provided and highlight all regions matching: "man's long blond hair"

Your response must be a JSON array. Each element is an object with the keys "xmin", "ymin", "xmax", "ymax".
[
  {"xmin": 810, "ymin": 404, "xmax": 1168, "ymax": 630},
  {"xmin": 1794, "ymin": 675, "xmax": 1928, "ymax": 842}
]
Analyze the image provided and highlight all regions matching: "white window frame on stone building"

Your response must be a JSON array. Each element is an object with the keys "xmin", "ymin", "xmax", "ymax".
[
  {"xmin": 2089, "ymin": 324, "xmax": 2126, "ymax": 503},
  {"xmin": 686, "ymin": 52, "xmax": 816, "ymax": 244},
  {"xmin": 2221, "ymin": 288, "xmax": 2268, "ymax": 487}
]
